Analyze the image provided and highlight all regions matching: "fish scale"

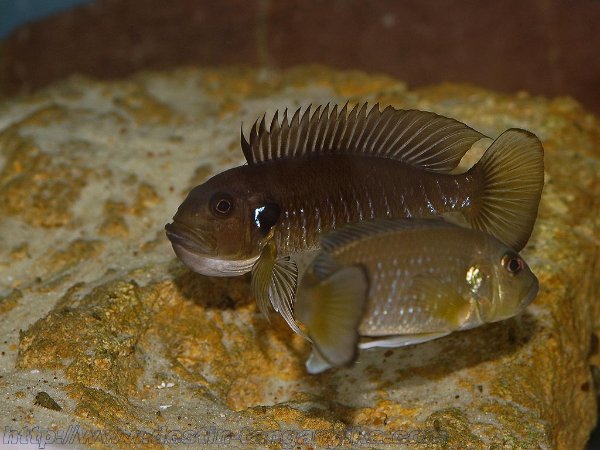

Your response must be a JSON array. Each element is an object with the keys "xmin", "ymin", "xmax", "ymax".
[
  {"xmin": 267, "ymin": 155, "xmax": 476, "ymax": 256},
  {"xmin": 337, "ymin": 236, "xmax": 475, "ymax": 334}
]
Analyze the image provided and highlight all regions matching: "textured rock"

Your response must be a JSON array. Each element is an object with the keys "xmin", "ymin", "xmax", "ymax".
[{"xmin": 0, "ymin": 67, "xmax": 598, "ymax": 449}]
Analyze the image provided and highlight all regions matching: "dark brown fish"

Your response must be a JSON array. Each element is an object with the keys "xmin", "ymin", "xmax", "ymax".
[{"xmin": 165, "ymin": 103, "xmax": 544, "ymax": 332}]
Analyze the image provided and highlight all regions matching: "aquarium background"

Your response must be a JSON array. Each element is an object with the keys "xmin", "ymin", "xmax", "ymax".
[
  {"xmin": 1, "ymin": 0, "xmax": 599, "ymax": 114},
  {"xmin": 0, "ymin": 1, "xmax": 598, "ymax": 447},
  {"xmin": 0, "ymin": 0, "xmax": 93, "ymax": 38}
]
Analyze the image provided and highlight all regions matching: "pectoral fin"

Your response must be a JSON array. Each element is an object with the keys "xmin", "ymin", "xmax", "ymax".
[
  {"xmin": 359, "ymin": 331, "xmax": 451, "ymax": 349},
  {"xmin": 251, "ymin": 240, "xmax": 277, "ymax": 318},
  {"xmin": 251, "ymin": 240, "xmax": 304, "ymax": 336},
  {"xmin": 270, "ymin": 256, "xmax": 303, "ymax": 336}
]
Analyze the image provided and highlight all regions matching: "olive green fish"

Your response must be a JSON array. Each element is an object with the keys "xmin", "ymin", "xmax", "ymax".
[
  {"xmin": 295, "ymin": 219, "xmax": 539, "ymax": 373},
  {"xmin": 165, "ymin": 103, "xmax": 544, "ymax": 333}
]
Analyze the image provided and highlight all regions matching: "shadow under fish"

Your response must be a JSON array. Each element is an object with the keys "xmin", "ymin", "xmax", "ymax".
[{"xmin": 165, "ymin": 103, "xmax": 544, "ymax": 335}]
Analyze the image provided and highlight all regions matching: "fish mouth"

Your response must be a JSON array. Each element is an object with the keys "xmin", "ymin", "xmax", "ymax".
[
  {"xmin": 523, "ymin": 276, "xmax": 539, "ymax": 308},
  {"xmin": 165, "ymin": 222, "xmax": 213, "ymax": 254},
  {"xmin": 165, "ymin": 222, "xmax": 257, "ymax": 277}
]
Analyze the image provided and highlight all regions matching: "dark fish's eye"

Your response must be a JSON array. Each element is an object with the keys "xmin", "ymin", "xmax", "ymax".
[
  {"xmin": 502, "ymin": 252, "xmax": 524, "ymax": 275},
  {"xmin": 210, "ymin": 193, "xmax": 233, "ymax": 217},
  {"xmin": 254, "ymin": 203, "xmax": 281, "ymax": 235}
]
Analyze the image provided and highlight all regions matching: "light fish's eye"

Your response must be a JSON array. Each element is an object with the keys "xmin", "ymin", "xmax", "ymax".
[
  {"xmin": 501, "ymin": 252, "xmax": 524, "ymax": 275},
  {"xmin": 210, "ymin": 193, "xmax": 234, "ymax": 217}
]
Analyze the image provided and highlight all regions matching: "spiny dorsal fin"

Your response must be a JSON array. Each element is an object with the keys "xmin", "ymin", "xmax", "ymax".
[
  {"xmin": 240, "ymin": 103, "xmax": 487, "ymax": 172},
  {"xmin": 320, "ymin": 218, "xmax": 454, "ymax": 253}
]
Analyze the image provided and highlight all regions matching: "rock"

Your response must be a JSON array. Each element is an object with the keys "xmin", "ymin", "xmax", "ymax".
[{"xmin": 0, "ymin": 67, "xmax": 598, "ymax": 449}]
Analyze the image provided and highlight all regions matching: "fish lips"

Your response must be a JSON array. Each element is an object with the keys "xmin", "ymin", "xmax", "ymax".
[
  {"xmin": 164, "ymin": 222, "xmax": 257, "ymax": 277},
  {"xmin": 522, "ymin": 275, "xmax": 540, "ymax": 308},
  {"xmin": 164, "ymin": 222, "xmax": 211, "ymax": 254}
]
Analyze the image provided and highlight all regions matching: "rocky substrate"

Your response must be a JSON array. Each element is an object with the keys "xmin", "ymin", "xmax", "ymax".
[{"xmin": 0, "ymin": 67, "xmax": 599, "ymax": 448}]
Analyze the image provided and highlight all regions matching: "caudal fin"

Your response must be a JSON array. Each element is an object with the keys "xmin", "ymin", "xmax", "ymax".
[
  {"xmin": 295, "ymin": 266, "xmax": 368, "ymax": 368},
  {"xmin": 467, "ymin": 129, "xmax": 544, "ymax": 251}
]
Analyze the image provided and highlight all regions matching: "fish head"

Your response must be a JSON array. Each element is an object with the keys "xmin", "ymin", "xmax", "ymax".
[
  {"xmin": 473, "ymin": 247, "xmax": 538, "ymax": 323},
  {"xmin": 165, "ymin": 168, "xmax": 280, "ymax": 276}
]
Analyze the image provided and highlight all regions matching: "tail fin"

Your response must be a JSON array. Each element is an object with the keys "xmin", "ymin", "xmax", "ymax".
[
  {"xmin": 295, "ymin": 266, "xmax": 368, "ymax": 368},
  {"xmin": 466, "ymin": 129, "xmax": 544, "ymax": 251}
]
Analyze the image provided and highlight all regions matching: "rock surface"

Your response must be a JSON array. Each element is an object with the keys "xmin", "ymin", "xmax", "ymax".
[{"xmin": 0, "ymin": 67, "xmax": 598, "ymax": 449}]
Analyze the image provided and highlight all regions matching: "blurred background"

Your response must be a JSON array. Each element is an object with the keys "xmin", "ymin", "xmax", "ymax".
[
  {"xmin": 0, "ymin": 0, "xmax": 598, "ymax": 447},
  {"xmin": 1, "ymin": 0, "xmax": 599, "ymax": 114}
]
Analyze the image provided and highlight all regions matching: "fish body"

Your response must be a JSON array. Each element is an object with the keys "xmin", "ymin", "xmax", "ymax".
[
  {"xmin": 176, "ymin": 154, "xmax": 477, "ymax": 257},
  {"xmin": 165, "ymin": 104, "xmax": 544, "ymax": 332},
  {"xmin": 295, "ymin": 219, "xmax": 539, "ymax": 373}
]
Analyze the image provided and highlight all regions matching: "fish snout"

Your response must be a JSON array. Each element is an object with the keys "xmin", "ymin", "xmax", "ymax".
[
  {"xmin": 486, "ymin": 272, "xmax": 539, "ymax": 323},
  {"xmin": 521, "ymin": 275, "xmax": 539, "ymax": 310},
  {"xmin": 164, "ymin": 221, "xmax": 213, "ymax": 254},
  {"xmin": 165, "ymin": 221, "xmax": 258, "ymax": 276}
]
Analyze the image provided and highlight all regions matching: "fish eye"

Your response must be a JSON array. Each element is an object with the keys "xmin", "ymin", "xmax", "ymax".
[
  {"xmin": 254, "ymin": 203, "xmax": 281, "ymax": 235},
  {"xmin": 502, "ymin": 252, "xmax": 524, "ymax": 275},
  {"xmin": 210, "ymin": 193, "xmax": 233, "ymax": 217}
]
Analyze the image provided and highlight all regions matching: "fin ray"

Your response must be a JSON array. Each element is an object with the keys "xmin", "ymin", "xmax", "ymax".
[
  {"xmin": 466, "ymin": 128, "xmax": 544, "ymax": 251},
  {"xmin": 251, "ymin": 241, "xmax": 277, "ymax": 319},
  {"xmin": 269, "ymin": 256, "xmax": 303, "ymax": 335},
  {"xmin": 242, "ymin": 104, "xmax": 487, "ymax": 172},
  {"xmin": 251, "ymin": 241, "xmax": 303, "ymax": 336}
]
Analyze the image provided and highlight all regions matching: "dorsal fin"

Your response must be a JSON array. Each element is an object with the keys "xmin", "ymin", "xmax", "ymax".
[
  {"xmin": 320, "ymin": 218, "xmax": 455, "ymax": 253},
  {"xmin": 240, "ymin": 103, "xmax": 487, "ymax": 172}
]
